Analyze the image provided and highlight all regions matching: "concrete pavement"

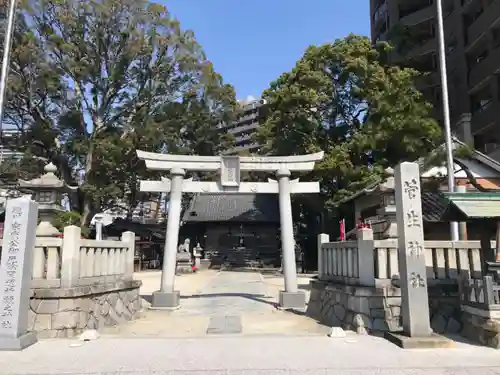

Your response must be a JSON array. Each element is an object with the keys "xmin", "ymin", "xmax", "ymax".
[
  {"xmin": 1, "ymin": 271, "xmax": 499, "ymax": 374},
  {"xmin": 1, "ymin": 335, "xmax": 500, "ymax": 374},
  {"xmin": 100, "ymin": 270, "xmax": 328, "ymax": 337}
]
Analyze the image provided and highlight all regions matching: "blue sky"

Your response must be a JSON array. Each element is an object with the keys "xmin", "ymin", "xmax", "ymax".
[{"xmin": 163, "ymin": 1, "xmax": 370, "ymax": 101}]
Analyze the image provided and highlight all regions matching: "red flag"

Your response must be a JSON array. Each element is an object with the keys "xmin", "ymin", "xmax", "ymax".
[{"xmin": 339, "ymin": 219, "xmax": 346, "ymax": 241}]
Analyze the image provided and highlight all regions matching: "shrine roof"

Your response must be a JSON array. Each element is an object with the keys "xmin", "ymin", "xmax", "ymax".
[
  {"xmin": 442, "ymin": 192, "xmax": 500, "ymax": 220},
  {"xmin": 421, "ymin": 191, "xmax": 451, "ymax": 222},
  {"xmin": 182, "ymin": 193, "xmax": 280, "ymax": 223},
  {"xmin": 103, "ymin": 218, "xmax": 166, "ymax": 239},
  {"xmin": 413, "ymin": 191, "xmax": 500, "ymax": 222}
]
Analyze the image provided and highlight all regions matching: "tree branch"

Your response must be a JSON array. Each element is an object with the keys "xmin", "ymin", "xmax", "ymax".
[{"xmin": 453, "ymin": 157, "xmax": 496, "ymax": 192}]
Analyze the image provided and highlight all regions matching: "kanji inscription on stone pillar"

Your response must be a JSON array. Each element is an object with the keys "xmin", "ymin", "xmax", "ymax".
[{"xmin": 394, "ymin": 162, "xmax": 431, "ymax": 338}]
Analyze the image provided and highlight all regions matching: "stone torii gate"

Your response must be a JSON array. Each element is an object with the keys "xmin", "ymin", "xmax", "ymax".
[{"xmin": 137, "ymin": 151, "xmax": 324, "ymax": 310}]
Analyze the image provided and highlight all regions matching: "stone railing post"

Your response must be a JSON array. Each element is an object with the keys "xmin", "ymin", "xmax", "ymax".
[
  {"xmin": 317, "ymin": 233, "xmax": 329, "ymax": 280},
  {"xmin": 122, "ymin": 231, "xmax": 135, "ymax": 279},
  {"xmin": 357, "ymin": 227, "xmax": 375, "ymax": 286},
  {"xmin": 60, "ymin": 225, "xmax": 81, "ymax": 288}
]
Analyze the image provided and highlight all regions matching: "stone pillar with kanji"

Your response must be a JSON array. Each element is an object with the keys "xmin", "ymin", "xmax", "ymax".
[{"xmin": 385, "ymin": 162, "xmax": 454, "ymax": 349}]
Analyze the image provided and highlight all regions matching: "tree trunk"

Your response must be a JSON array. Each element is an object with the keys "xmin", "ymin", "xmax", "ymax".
[
  {"xmin": 80, "ymin": 143, "xmax": 95, "ymax": 227},
  {"xmin": 81, "ymin": 198, "xmax": 93, "ymax": 228}
]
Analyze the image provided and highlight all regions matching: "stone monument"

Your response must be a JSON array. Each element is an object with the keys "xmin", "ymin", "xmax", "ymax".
[
  {"xmin": 176, "ymin": 238, "xmax": 192, "ymax": 274},
  {"xmin": 18, "ymin": 162, "xmax": 77, "ymax": 237},
  {"xmin": 137, "ymin": 151, "xmax": 324, "ymax": 310},
  {"xmin": 0, "ymin": 197, "xmax": 39, "ymax": 350},
  {"xmin": 192, "ymin": 242, "xmax": 202, "ymax": 270},
  {"xmin": 196, "ymin": 243, "xmax": 210, "ymax": 270},
  {"xmin": 384, "ymin": 162, "xmax": 454, "ymax": 348}
]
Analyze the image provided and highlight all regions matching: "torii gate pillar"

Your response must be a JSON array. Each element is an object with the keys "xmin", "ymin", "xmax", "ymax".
[
  {"xmin": 276, "ymin": 168, "xmax": 301, "ymax": 307},
  {"xmin": 138, "ymin": 151, "xmax": 324, "ymax": 310},
  {"xmin": 152, "ymin": 168, "xmax": 185, "ymax": 309}
]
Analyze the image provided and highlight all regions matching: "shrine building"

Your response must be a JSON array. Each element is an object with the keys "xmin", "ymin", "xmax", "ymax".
[{"xmin": 180, "ymin": 193, "xmax": 281, "ymax": 268}]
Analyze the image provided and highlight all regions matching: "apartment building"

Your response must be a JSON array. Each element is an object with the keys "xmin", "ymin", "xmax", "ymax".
[
  {"xmin": 370, "ymin": 0, "xmax": 500, "ymax": 161},
  {"xmin": 0, "ymin": 129, "xmax": 24, "ymax": 164},
  {"xmin": 219, "ymin": 97, "xmax": 266, "ymax": 155}
]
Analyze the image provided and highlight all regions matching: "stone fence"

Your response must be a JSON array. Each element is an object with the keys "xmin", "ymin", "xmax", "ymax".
[
  {"xmin": 1, "ymin": 225, "xmax": 135, "ymax": 289},
  {"xmin": 317, "ymin": 228, "xmax": 486, "ymax": 286},
  {"xmin": 308, "ymin": 227, "xmax": 494, "ymax": 343},
  {"xmin": 459, "ymin": 275, "xmax": 500, "ymax": 348},
  {"xmin": 1, "ymin": 225, "xmax": 143, "ymax": 339}
]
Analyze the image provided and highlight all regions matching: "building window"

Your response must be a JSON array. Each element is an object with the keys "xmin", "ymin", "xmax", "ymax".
[
  {"xmin": 467, "ymin": 43, "xmax": 489, "ymax": 71},
  {"xmin": 373, "ymin": 1, "xmax": 387, "ymax": 23},
  {"xmin": 470, "ymin": 86, "xmax": 493, "ymax": 114}
]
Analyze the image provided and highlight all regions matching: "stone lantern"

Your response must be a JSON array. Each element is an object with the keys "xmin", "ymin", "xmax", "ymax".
[{"xmin": 18, "ymin": 162, "xmax": 77, "ymax": 237}]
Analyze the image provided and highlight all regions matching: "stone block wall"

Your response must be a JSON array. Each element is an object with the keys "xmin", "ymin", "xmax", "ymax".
[
  {"xmin": 306, "ymin": 280, "xmax": 462, "ymax": 335},
  {"xmin": 461, "ymin": 308, "xmax": 500, "ymax": 349},
  {"xmin": 28, "ymin": 280, "xmax": 142, "ymax": 338}
]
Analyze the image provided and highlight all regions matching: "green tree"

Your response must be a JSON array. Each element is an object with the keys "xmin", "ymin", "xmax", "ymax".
[
  {"xmin": 257, "ymin": 34, "xmax": 442, "ymax": 208},
  {"xmin": 5, "ymin": 0, "xmax": 236, "ymax": 224}
]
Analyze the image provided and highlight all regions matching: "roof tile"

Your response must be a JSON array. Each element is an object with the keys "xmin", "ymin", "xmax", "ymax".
[{"xmin": 182, "ymin": 193, "xmax": 280, "ymax": 223}]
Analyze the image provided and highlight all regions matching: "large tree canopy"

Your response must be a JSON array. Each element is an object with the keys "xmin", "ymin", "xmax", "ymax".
[
  {"xmin": 257, "ymin": 34, "xmax": 442, "ymax": 208},
  {"xmin": 2, "ymin": 0, "xmax": 236, "ymax": 224}
]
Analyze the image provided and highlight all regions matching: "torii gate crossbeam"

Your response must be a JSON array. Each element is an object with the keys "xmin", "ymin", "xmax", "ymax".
[{"xmin": 138, "ymin": 152, "xmax": 324, "ymax": 310}]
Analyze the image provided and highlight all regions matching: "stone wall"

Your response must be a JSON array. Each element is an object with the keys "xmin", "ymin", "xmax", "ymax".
[
  {"xmin": 28, "ymin": 280, "xmax": 142, "ymax": 338},
  {"xmin": 306, "ymin": 280, "xmax": 462, "ymax": 335},
  {"xmin": 461, "ymin": 308, "xmax": 500, "ymax": 349}
]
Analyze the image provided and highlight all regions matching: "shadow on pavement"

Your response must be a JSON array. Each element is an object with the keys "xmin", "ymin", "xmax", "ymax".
[
  {"xmin": 140, "ymin": 292, "xmax": 279, "ymax": 307},
  {"xmin": 181, "ymin": 292, "xmax": 278, "ymax": 307}
]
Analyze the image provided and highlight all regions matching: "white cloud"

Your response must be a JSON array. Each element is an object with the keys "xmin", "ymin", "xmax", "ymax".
[{"xmin": 237, "ymin": 95, "xmax": 257, "ymax": 104}]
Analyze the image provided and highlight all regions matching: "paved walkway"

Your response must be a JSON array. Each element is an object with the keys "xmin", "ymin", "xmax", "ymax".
[
  {"xmin": 2, "ymin": 272, "xmax": 500, "ymax": 374},
  {"xmin": 100, "ymin": 270, "xmax": 328, "ymax": 337},
  {"xmin": 1, "ymin": 335, "xmax": 500, "ymax": 374}
]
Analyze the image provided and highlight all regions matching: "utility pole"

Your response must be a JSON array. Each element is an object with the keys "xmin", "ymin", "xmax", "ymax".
[
  {"xmin": 436, "ymin": 0, "xmax": 459, "ymax": 241},
  {"xmin": 0, "ymin": 0, "xmax": 18, "ymax": 164}
]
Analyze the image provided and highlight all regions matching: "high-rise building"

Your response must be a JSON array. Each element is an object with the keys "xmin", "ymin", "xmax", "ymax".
[
  {"xmin": 219, "ymin": 97, "xmax": 267, "ymax": 155},
  {"xmin": 370, "ymin": 0, "xmax": 500, "ymax": 161},
  {"xmin": 0, "ymin": 129, "xmax": 25, "ymax": 165}
]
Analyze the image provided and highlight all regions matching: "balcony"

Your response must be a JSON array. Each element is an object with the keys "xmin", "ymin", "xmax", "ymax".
[
  {"xmin": 487, "ymin": 146, "xmax": 500, "ymax": 162},
  {"xmin": 223, "ymin": 143, "xmax": 263, "ymax": 155},
  {"xmin": 235, "ymin": 133, "xmax": 253, "ymax": 144},
  {"xmin": 238, "ymin": 111, "xmax": 258, "ymax": 123},
  {"xmin": 415, "ymin": 71, "xmax": 439, "ymax": 89},
  {"xmin": 407, "ymin": 38, "xmax": 437, "ymax": 58},
  {"xmin": 374, "ymin": 32, "xmax": 388, "ymax": 44},
  {"xmin": 373, "ymin": 2, "xmax": 388, "ymax": 26},
  {"xmin": 466, "ymin": 0, "xmax": 500, "ymax": 48},
  {"xmin": 400, "ymin": 3, "xmax": 434, "ymax": 26},
  {"xmin": 229, "ymin": 122, "xmax": 259, "ymax": 135},
  {"xmin": 468, "ymin": 46, "xmax": 500, "ymax": 91},
  {"xmin": 471, "ymin": 100, "xmax": 499, "ymax": 133}
]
